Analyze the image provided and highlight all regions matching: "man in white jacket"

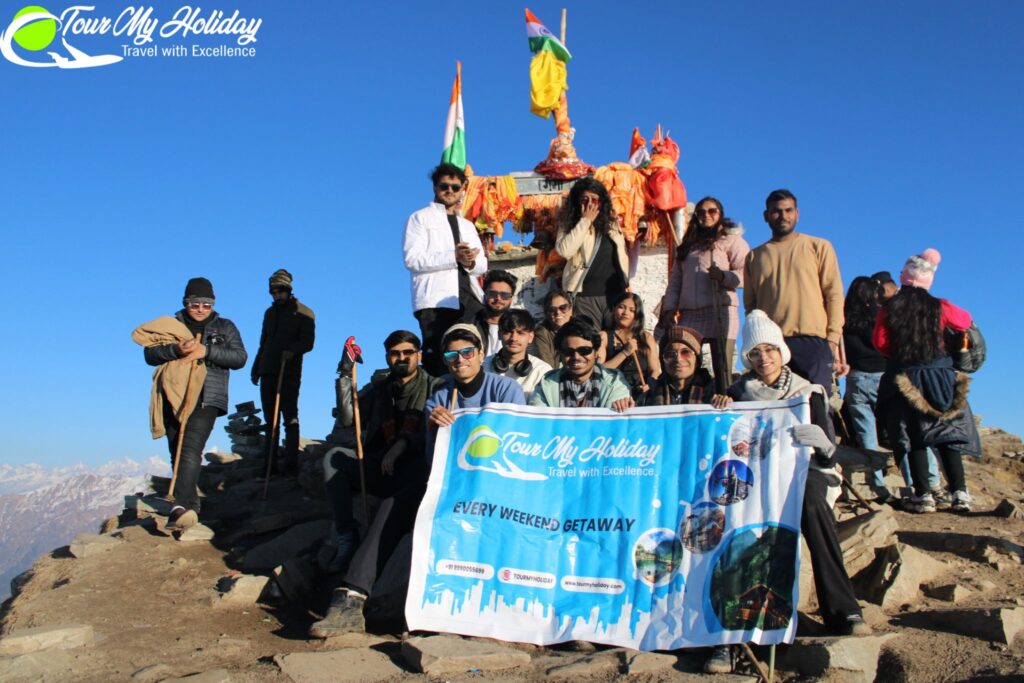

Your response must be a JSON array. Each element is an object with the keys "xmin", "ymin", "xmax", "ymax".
[{"xmin": 403, "ymin": 163, "xmax": 487, "ymax": 375}]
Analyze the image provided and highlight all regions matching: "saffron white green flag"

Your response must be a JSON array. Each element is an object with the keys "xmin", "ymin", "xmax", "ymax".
[
  {"xmin": 440, "ymin": 61, "xmax": 466, "ymax": 170},
  {"xmin": 525, "ymin": 8, "xmax": 571, "ymax": 62}
]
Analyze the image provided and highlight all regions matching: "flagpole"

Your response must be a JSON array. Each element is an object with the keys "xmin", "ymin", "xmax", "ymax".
[{"xmin": 561, "ymin": 8, "xmax": 566, "ymax": 44}]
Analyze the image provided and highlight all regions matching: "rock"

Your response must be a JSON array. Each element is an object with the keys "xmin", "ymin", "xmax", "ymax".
[
  {"xmin": 0, "ymin": 624, "xmax": 94, "ymax": 655},
  {"xmin": 177, "ymin": 524, "xmax": 215, "ymax": 542},
  {"xmin": 320, "ymin": 632, "xmax": 397, "ymax": 649},
  {"xmin": 243, "ymin": 520, "xmax": 330, "ymax": 571},
  {"xmin": 273, "ymin": 557, "xmax": 316, "ymax": 602},
  {"xmin": 781, "ymin": 634, "xmax": 900, "ymax": 681},
  {"xmin": 100, "ymin": 516, "xmax": 120, "ymax": 533},
  {"xmin": 994, "ymin": 500, "xmax": 1024, "ymax": 520},
  {"xmin": 401, "ymin": 635, "xmax": 531, "ymax": 675},
  {"xmin": 205, "ymin": 451, "xmax": 242, "ymax": 465},
  {"xmin": 159, "ymin": 670, "xmax": 231, "ymax": 683},
  {"xmin": 131, "ymin": 663, "xmax": 173, "ymax": 681},
  {"xmin": 923, "ymin": 582, "xmax": 973, "ymax": 603},
  {"xmin": 943, "ymin": 535, "xmax": 979, "ymax": 553},
  {"xmin": 212, "ymin": 574, "xmax": 268, "ymax": 607},
  {"xmin": 0, "ymin": 650, "xmax": 72, "ymax": 681},
  {"xmin": 9, "ymin": 569, "xmax": 33, "ymax": 600},
  {"xmin": 861, "ymin": 543, "xmax": 949, "ymax": 609},
  {"xmin": 126, "ymin": 494, "xmax": 174, "ymax": 517},
  {"xmin": 544, "ymin": 649, "xmax": 624, "ymax": 677},
  {"xmin": 68, "ymin": 532, "xmax": 120, "ymax": 558},
  {"xmin": 275, "ymin": 650, "xmax": 403, "ymax": 683},
  {"xmin": 623, "ymin": 650, "xmax": 678, "ymax": 675},
  {"xmin": 910, "ymin": 608, "xmax": 1024, "ymax": 644},
  {"xmin": 836, "ymin": 508, "xmax": 899, "ymax": 578}
]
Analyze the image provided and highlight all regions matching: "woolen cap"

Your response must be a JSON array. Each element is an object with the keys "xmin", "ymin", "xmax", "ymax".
[
  {"xmin": 740, "ymin": 310, "xmax": 791, "ymax": 369},
  {"xmin": 661, "ymin": 326, "xmax": 703, "ymax": 356},
  {"xmin": 269, "ymin": 268, "xmax": 293, "ymax": 290},
  {"xmin": 899, "ymin": 248, "xmax": 941, "ymax": 291},
  {"xmin": 183, "ymin": 277, "xmax": 215, "ymax": 301}
]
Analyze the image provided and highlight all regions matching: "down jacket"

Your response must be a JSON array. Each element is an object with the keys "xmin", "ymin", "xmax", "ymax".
[{"xmin": 144, "ymin": 310, "xmax": 248, "ymax": 415}]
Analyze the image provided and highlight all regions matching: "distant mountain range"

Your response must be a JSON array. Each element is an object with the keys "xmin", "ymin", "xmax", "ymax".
[{"xmin": 0, "ymin": 457, "xmax": 169, "ymax": 602}]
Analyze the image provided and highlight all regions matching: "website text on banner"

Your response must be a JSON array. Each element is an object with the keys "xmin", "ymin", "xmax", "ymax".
[{"xmin": 406, "ymin": 398, "xmax": 813, "ymax": 651}]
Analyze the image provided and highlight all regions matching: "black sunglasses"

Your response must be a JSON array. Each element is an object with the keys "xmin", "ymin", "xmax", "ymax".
[
  {"xmin": 437, "ymin": 182, "xmax": 462, "ymax": 192},
  {"xmin": 561, "ymin": 345, "xmax": 594, "ymax": 358},
  {"xmin": 547, "ymin": 303, "xmax": 571, "ymax": 315},
  {"xmin": 485, "ymin": 289, "xmax": 513, "ymax": 301}
]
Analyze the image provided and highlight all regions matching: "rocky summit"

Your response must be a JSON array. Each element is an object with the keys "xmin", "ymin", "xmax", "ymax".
[{"xmin": 1, "ymin": 421, "xmax": 1023, "ymax": 682}]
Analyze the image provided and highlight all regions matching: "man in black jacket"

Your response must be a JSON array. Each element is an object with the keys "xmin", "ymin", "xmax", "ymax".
[
  {"xmin": 251, "ymin": 269, "xmax": 315, "ymax": 475},
  {"xmin": 144, "ymin": 277, "xmax": 247, "ymax": 529}
]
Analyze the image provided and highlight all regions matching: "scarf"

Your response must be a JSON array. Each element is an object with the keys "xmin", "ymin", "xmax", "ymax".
[
  {"xmin": 559, "ymin": 367, "xmax": 603, "ymax": 407},
  {"xmin": 365, "ymin": 368, "xmax": 433, "ymax": 447},
  {"xmin": 734, "ymin": 367, "xmax": 815, "ymax": 402}
]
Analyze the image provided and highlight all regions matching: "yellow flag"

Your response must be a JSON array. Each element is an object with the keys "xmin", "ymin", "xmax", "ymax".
[{"xmin": 530, "ymin": 50, "xmax": 567, "ymax": 119}]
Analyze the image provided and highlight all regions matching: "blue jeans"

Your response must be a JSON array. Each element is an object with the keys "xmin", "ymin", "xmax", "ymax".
[{"xmin": 845, "ymin": 371, "xmax": 885, "ymax": 488}]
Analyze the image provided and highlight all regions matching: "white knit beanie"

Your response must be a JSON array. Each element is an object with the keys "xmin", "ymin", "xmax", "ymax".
[{"xmin": 740, "ymin": 310, "xmax": 791, "ymax": 369}]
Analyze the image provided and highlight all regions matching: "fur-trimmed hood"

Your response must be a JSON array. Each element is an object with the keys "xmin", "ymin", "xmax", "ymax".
[{"xmin": 895, "ymin": 371, "xmax": 971, "ymax": 421}]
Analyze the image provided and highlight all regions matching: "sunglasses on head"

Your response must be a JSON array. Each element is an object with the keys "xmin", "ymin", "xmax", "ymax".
[
  {"xmin": 485, "ymin": 289, "xmax": 513, "ymax": 301},
  {"xmin": 437, "ymin": 182, "xmax": 462, "ymax": 192},
  {"xmin": 186, "ymin": 302, "xmax": 213, "ymax": 311},
  {"xmin": 443, "ymin": 346, "xmax": 478, "ymax": 364},
  {"xmin": 546, "ymin": 303, "xmax": 571, "ymax": 315},
  {"xmin": 561, "ymin": 345, "xmax": 594, "ymax": 358}
]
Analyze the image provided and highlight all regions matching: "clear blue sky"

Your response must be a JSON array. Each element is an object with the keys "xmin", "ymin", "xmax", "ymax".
[{"xmin": 3, "ymin": 1, "xmax": 1021, "ymax": 468}]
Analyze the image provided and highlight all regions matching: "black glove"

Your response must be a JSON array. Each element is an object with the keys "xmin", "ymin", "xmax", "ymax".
[{"xmin": 337, "ymin": 336, "xmax": 363, "ymax": 376}]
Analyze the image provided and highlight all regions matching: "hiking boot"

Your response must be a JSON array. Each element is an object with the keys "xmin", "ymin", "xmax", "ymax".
[
  {"xmin": 327, "ymin": 531, "xmax": 359, "ymax": 574},
  {"xmin": 704, "ymin": 645, "xmax": 733, "ymax": 674},
  {"xmin": 838, "ymin": 613, "xmax": 873, "ymax": 636},
  {"xmin": 308, "ymin": 589, "xmax": 366, "ymax": 638},
  {"xmin": 904, "ymin": 493, "xmax": 936, "ymax": 514},
  {"xmin": 167, "ymin": 506, "xmax": 198, "ymax": 530},
  {"xmin": 932, "ymin": 489, "xmax": 953, "ymax": 509},
  {"xmin": 951, "ymin": 490, "xmax": 972, "ymax": 513}
]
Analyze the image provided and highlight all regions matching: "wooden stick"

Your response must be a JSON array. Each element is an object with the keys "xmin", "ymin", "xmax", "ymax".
[
  {"xmin": 167, "ymin": 333, "xmax": 201, "ymax": 502},
  {"xmin": 450, "ymin": 387, "xmax": 459, "ymax": 412},
  {"xmin": 261, "ymin": 357, "xmax": 288, "ymax": 500},
  {"xmin": 630, "ymin": 349, "xmax": 647, "ymax": 389},
  {"xmin": 737, "ymin": 642, "xmax": 771, "ymax": 682},
  {"xmin": 708, "ymin": 252, "xmax": 729, "ymax": 395},
  {"xmin": 351, "ymin": 363, "xmax": 370, "ymax": 527}
]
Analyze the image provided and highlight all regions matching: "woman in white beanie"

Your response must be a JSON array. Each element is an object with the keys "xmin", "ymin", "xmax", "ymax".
[{"xmin": 720, "ymin": 310, "xmax": 869, "ymax": 637}]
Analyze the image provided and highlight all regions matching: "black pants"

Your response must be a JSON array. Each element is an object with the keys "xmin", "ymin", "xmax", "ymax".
[
  {"xmin": 786, "ymin": 336, "xmax": 835, "ymax": 397},
  {"xmin": 325, "ymin": 447, "xmax": 428, "ymax": 537},
  {"xmin": 260, "ymin": 373, "xmax": 301, "ymax": 465},
  {"xmin": 907, "ymin": 447, "xmax": 965, "ymax": 496},
  {"xmin": 803, "ymin": 469, "xmax": 861, "ymax": 625},
  {"xmin": 415, "ymin": 307, "xmax": 464, "ymax": 377},
  {"xmin": 162, "ymin": 401, "xmax": 218, "ymax": 512}
]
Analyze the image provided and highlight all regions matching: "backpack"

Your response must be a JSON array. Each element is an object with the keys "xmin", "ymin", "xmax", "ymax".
[{"xmin": 945, "ymin": 322, "xmax": 986, "ymax": 373}]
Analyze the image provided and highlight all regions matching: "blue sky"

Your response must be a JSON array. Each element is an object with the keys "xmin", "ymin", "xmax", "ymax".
[{"xmin": 2, "ymin": 1, "xmax": 1021, "ymax": 468}]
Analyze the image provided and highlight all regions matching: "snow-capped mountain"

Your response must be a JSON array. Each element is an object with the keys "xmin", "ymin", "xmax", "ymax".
[{"xmin": 0, "ymin": 457, "xmax": 169, "ymax": 602}]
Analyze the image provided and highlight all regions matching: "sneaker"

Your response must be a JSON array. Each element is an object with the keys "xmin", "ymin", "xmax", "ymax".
[
  {"xmin": 704, "ymin": 645, "xmax": 733, "ymax": 674},
  {"xmin": 839, "ymin": 613, "xmax": 873, "ymax": 636},
  {"xmin": 167, "ymin": 506, "xmax": 198, "ymax": 530},
  {"xmin": 932, "ymin": 489, "xmax": 953, "ymax": 509},
  {"xmin": 903, "ymin": 493, "xmax": 936, "ymax": 514},
  {"xmin": 308, "ymin": 589, "xmax": 366, "ymax": 638},
  {"xmin": 327, "ymin": 531, "xmax": 359, "ymax": 574},
  {"xmin": 951, "ymin": 490, "xmax": 972, "ymax": 513}
]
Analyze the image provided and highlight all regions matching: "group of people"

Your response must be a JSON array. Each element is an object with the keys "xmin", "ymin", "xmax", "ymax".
[{"xmin": 140, "ymin": 162, "xmax": 982, "ymax": 671}]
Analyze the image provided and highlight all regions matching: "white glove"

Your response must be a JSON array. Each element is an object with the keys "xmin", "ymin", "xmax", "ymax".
[{"xmin": 791, "ymin": 424, "xmax": 836, "ymax": 458}]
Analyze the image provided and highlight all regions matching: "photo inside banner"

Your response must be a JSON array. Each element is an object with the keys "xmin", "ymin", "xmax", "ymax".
[{"xmin": 406, "ymin": 398, "xmax": 812, "ymax": 651}]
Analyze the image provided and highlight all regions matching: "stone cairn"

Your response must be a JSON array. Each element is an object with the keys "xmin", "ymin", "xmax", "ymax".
[{"xmin": 222, "ymin": 401, "xmax": 266, "ymax": 462}]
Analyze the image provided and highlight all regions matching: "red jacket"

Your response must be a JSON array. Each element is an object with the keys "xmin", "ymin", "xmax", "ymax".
[{"xmin": 873, "ymin": 299, "xmax": 971, "ymax": 357}]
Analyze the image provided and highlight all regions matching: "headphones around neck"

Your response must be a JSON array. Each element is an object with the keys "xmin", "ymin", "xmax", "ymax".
[{"xmin": 492, "ymin": 351, "xmax": 533, "ymax": 377}]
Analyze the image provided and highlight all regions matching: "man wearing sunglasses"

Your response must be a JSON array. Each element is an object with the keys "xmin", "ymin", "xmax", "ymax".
[
  {"xmin": 250, "ymin": 269, "xmax": 316, "ymax": 476},
  {"xmin": 403, "ymin": 163, "xmax": 487, "ymax": 376},
  {"xmin": 311, "ymin": 330, "xmax": 445, "ymax": 638},
  {"xmin": 470, "ymin": 269, "xmax": 517, "ymax": 357},
  {"xmin": 425, "ymin": 324, "xmax": 525, "ymax": 450},
  {"xmin": 639, "ymin": 326, "xmax": 718, "ymax": 407},
  {"xmin": 529, "ymin": 319, "xmax": 633, "ymax": 412},
  {"xmin": 143, "ymin": 277, "xmax": 247, "ymax": 530}
]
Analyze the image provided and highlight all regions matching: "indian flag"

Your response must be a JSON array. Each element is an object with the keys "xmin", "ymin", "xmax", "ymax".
[
  {"xmin": 440, "ymin": 61, "xmax": 466, "ymax": 170},
  {"xmin": 525, "ymin": 8, "xmax": 571, "ymax": 62}
]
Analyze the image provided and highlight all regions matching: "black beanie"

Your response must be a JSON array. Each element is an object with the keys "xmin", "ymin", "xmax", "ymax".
[{"xmin": 184, "ymin": 277, "xmax": 215, "ymax": 300}]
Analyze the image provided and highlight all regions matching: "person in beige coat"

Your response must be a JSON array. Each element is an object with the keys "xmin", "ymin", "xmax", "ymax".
[{"xmin": 555, "ymin": 177, "xmax": 629, "ymax": 329}]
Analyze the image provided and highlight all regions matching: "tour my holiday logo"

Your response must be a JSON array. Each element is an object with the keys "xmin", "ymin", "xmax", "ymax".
[{"xmin": 0, "ymin": 4, "xmax": 262, "ymax": 68}]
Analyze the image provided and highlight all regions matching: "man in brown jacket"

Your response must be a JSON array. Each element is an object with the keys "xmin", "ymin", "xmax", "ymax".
[{"xmin": 743, "ymin": 189, "xmax": 844, "ymax": 394}]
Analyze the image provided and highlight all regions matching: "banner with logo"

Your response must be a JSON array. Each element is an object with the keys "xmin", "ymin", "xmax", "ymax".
[{"xmin": 406, "ymin": 398, "xmax": 812, "ymax": 651}]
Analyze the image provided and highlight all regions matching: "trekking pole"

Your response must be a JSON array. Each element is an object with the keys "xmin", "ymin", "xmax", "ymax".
[
  {"xmin": 350, "ymin": 359, "xmax": 371, "ymax": 528},
  {"xmin": 167, "ymin": 333, "xmax": 201, "ymax": 502},
  {"xmin": 261, "ymin": 357, "xmax": 288, "ymax": 500},
  {"xmin": 708, "ymin": 253, "xmax": 729, "ymax": 395},
  {"xmin": 630, "ymin": 348, "xmax": 647, "ymax": 391}
]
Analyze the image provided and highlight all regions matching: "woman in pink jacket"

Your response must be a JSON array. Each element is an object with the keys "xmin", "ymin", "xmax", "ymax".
[{"xmin": 659, "ymin": 197, "xmax": 750, "ymax": 386}]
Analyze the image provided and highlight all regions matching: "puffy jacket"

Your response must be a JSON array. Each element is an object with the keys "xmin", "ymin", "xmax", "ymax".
[
  {"xmin": 529, "ymin": 365, "xmax": 632, "ymax": 408},
  {"xmin": 252, "ymin": 297, "xmax": 315, "ymax": 380},
  {"xmin": 403, "ymin": 202, "xmax": 487, "ymax": 312},
  {"xmin": 662, "ymin": 226, "xmax": 749, "ymax": 313},
  {"xmin": 144, "ymin": 311, "xmax": 248, "ymax": 415},
  {"xmin": 555, "ymin": 217, "xmax": 629, "ymax": 294}
]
